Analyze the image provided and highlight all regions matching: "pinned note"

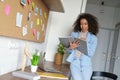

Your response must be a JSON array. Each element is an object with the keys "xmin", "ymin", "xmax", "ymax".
[
  {"xmin": 27, "ymin": 0, "xmax": 31, "ymax": 4},
  {"xmin": 42, "ymin": 24, "xmax": 45, "ymax": 36},
  {"xmin": 34, "ymin": 6, "xmax": 38, "ymax": 15},
  {"xmin": 32, "ymin": 2, "xmax": 35, "ymax": 10},
  {"xmin": 20, "ymin": 0, "xmax": 26, "ymax": 6},
  {"xmin": 22, "ymin": 25, "xmax": 27, "ymax": 36},
  {"xmin": 44, "ymin": 12, "xmax": 47, "ymax": 19},
  {"xmin": 30, "ymin": 21, "xmax": 33, "ymax": 29},
  {"xmin": 27, "ymin": 11, "xmax": 31, "ymax": 21},
  {"xmin": 37, "ymin": 31, "xmax": 40, "ymax": 40},
  {"xmin": 5, "ymin": 5, "xmax": 10, "ymax": 15},
  {"xmin": 37, "ymin": 18, "xmax": 39, "ymax": 25},
  {"xmin": 32, "ymin": 29, "xmax": 37, "ymax": 36},
  {"xmin": 40, "ymin": 9, "xmax": 42, "ymax": 16},
  {"xmin": 16, "ymin": 12, "xmax": 23, "ymax": 27},
  {"xmin": 42, "ymin": 24, "xmax": 44, "ymax": 31}
]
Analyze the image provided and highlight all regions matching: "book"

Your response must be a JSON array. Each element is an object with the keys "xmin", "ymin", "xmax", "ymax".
[
  {"xmin": 37, "ymin": 71, "xmax": 68, "ymax": 79},
  {"xmin": 59, "ymin": 37, "xmax": 88, "ymax": 55}
]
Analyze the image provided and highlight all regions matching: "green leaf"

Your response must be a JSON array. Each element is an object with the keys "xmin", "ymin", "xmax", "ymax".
[
  {"xmin": 31, "ymin": 53, "xmax": 40, "ymax": 66},
  {"xmin": 57, "ymin": 43, "xmax": 65, "ymax": 55}
]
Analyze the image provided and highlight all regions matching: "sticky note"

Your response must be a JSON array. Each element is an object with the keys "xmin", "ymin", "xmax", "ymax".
[
  {"xmin": 5, "ymin": 5, "xmax": 10, "ymax": 15},
  {"xmin": 44, "ymin": 12, "xmax": 47, "ymax": 19},
  {"xmin": 32, "ymin": 2, "xmax": 35, "ymax": 10},
  {"xmin": 37, "ymin": 18, "xmax": 39, "ymax": 25},
  {"xmin": 27, "ymin": 0, "xmax": 31, "ymax": 4},
  {"xmin": 32, "ymin": 29, "xmax": 37, "ymax": 36}
]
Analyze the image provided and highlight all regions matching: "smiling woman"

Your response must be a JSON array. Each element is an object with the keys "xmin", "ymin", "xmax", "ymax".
[{"xmin": 66, "ymin": 13, "xmax": 99, "ymax": 80}]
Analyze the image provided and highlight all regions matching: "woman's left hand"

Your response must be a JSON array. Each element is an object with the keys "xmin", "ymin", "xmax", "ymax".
[{"xmin": 69, "ymin": 39, "xmax": 80, "ymax": 50}]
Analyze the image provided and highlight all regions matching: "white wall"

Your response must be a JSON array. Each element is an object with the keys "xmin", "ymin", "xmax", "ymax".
[
  {"xmin": 0, "ymin": 36, "xmax": 47, "ymax": 75},
  {"xmin": 0, "ymin": 0, "xmax": 87, "ymax": 75},
  {"xmin": 113, "ymin": 8, "xmax": 120, "ymax": 26},
  {"xmin": 45, "ymin": 0, "xmax": 87, "ymax": 61},
  {"xmin": 86, "ymin": 4, "xmax": 116, "ymax": 29}
]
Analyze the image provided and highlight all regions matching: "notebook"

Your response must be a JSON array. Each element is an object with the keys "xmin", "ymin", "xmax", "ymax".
[{"xmin": 38, "ymin": 52, "xmax": 63, "ymax": 73}]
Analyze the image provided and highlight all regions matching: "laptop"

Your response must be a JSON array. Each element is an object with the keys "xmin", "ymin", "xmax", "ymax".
[{"xmin": 38, "ymin": 52, "xmax": 63, "ymax": 73}]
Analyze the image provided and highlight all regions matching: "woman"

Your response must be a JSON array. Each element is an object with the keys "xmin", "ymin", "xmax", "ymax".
[{"xmin": 66, "ymin": 13, "xmax": 99, "ymax": 80}]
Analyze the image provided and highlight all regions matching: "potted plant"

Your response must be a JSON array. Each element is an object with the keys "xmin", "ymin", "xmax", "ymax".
[
  {"xmin": 54, "ymin": 43, "xmax": 65, "ymax": 65},
  {"xmin": 31, "ymin": 51, "xmax": 40, "ymax": 73}
]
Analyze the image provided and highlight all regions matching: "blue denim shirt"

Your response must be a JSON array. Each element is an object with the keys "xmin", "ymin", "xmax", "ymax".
[{"xmin": 66, "ymin": 32, "xmax": 97, "ymax": 66}]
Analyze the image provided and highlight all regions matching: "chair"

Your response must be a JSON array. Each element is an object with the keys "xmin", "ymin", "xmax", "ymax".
[{"xmin": 91, "ymin": 71, "xmax": 118, "ymax": 80}]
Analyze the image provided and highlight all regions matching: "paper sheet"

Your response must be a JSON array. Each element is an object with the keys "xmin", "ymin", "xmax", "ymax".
[
  {"xmin": 27, "ymin": 11, "xmax": 31, "ymax": 21},
  {"xmin": 16, "ymin": 12, "xmax": 23, "ymax": 27},
  {"xmin": 22, "ymin": 25, "xmax": 27, "ymax": 36},
  {"xmin": 42, "ymin": 24, "xmax": 44, "ymax": 31},
  {"xmin": 34, "ymin": 6, "xmax": 38, "ymax": 15},
  {"xmin": 30, "ymin": 21, "xmax": 33, "ymax": 29},
  {"xmin": 40, "ymin": 9, "xmax": 42, "ymax": 16},
  {"xmin": 37, "ymin": 31, "xmax": 40, "ymax": 40}
]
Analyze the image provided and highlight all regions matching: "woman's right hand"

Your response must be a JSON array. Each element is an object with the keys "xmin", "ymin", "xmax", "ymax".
[{"xmin": 69, "ymin": 39, "xmax": 80, "ymax": 50}]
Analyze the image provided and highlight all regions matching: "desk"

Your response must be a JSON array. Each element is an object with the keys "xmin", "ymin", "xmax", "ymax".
[{"xmin": 0, "ymin": 62, "xmax": 70, "ymax": 80}]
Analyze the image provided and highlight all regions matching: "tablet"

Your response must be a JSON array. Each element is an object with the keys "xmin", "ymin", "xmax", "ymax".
[{"xmin": 59, "ymin": 37, "xmax": 88, "ymax": 55}]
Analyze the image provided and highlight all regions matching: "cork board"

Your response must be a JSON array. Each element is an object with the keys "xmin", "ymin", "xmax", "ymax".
[{"xmin": 0, "ymin": 0, "xmax": 49, "ymax": 43}]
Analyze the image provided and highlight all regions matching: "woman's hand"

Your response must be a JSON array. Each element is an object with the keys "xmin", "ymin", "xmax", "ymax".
[{"xmin": 69, "ymin": 39, "xmax": 80, "ymax": 50}]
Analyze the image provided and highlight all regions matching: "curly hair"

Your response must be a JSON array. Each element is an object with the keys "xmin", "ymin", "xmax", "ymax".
[{"xmin": 73, "ymin": 13, "xmax": 99, "ymax": 35}]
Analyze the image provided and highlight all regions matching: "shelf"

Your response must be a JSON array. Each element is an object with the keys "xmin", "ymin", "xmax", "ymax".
[{"xmin": 43, "ymin": 0, "xmax": 64, "ymax": 13}]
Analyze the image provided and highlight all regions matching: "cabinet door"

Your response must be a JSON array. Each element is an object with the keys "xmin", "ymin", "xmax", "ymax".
[
  {"xmin": 92, "ymin": 28, "xmax": 113, "ymax": 71},
  {"xmin": 114, "ymin": 29, "xmax": 120, "ymax": 80}
]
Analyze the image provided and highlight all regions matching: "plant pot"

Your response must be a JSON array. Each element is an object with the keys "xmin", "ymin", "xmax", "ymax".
[
  {"xmin": 31, "ymin": 65, "xmax": 38, "ymax": 73},
  {"xmin": 54, "ymin": 53, "xmax": 63, "ymax": 65}
]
